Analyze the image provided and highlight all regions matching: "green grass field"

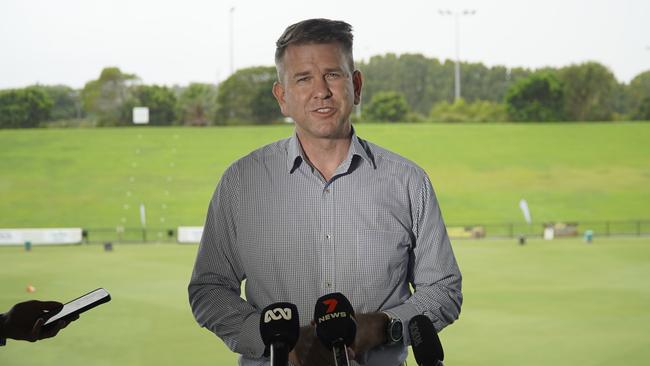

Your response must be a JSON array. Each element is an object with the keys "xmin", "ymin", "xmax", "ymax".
[
  {"xmin": 1, "ymin": 123, "xmax": 649, "ymax": 230},
  {"xmin": 1, "ymin": 238, "xmax": 649, "ymax": 365},
  {"xmin": 1, "ymin": 123, "xmax": 649, "ymax": 365}
]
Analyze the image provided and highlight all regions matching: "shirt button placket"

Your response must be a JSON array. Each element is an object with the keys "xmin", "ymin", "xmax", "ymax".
[{"xmin": 323, "ymin": 185, "xmax": 334, "ymax": 290}]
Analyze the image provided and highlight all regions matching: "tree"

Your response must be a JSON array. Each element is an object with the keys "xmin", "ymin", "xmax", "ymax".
[
  {"xmin": 559, "ymin": 62, "xmax": 617, "ymax": 121},
  {"xmin": 430, "ymin": 99, "xmax": 508, "ymax": 123},
  {"xmin": 505, "ymin": 72, "xmax": 565, "ymax": 122},
  {"xmin": 81, "ymin": 67, "xmax": 139, "ymax": 125},
  {"xmin": 215, "ymin": 66, "xmax": 281, "ymax": 124},
  {"xmin": 628, "ymin": 70, "xmax": 650, "ymax": 120},
  {"xmin": 359, "ymin": 54, "xmax": 450, "ymax": 115},
  {"xmin": 364, "ymin": 91, "xmax": 409, "ymax": 122},
  {"xmin": 357, "ymin": 53, "xmax": 531, "ymax": 116},
  {"xmin": 176, "ymin": 83, "xmax": 218, "ymax": 126},
  {"xmin": 0, "ymin": 86, "xmax": 53, "ymax": 128},
  {"xmin": 125, "ymin": 85, "xmax": 177, "ymax": 125},
  {"xmin": 40, "ymin": 85, "xmax": 82, "ymax": 121}
]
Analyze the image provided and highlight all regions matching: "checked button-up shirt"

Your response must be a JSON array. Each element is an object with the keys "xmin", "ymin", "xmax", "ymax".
[{"xmin": 189, "ymin": 130, "xmax": 462, "ymax": 366}]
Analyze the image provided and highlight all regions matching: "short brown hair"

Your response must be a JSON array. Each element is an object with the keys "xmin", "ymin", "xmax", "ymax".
[{"xmin": 275, "ymin": 18, "xmax": 354, "ymax": 79}]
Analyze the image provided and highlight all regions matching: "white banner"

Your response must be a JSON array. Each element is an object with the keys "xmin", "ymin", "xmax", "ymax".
[
  {"xmin": 177, "ymin": 226, "xmax": 203, "ymax": 243},
  {"xmin": 0, "ymin": 228, "xmax": 83, "ymax": 246}
]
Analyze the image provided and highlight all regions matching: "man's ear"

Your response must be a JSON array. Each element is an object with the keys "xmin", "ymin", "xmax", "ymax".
[
  {"xmin": 352, "ymin": 70, "xmax": 363, "ymax": 105},
  {"xmin": 272, "ymin": 81, "xmax": 288, "ymax": 116}
]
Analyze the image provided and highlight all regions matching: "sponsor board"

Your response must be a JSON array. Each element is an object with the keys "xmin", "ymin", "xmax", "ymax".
[{"xmin": 0, "ymin": 228, "xmax": 82, "ymax": 246}]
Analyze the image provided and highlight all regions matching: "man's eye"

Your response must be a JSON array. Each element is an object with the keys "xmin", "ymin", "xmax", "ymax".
[
  {"xmin": 325, "ymin": 73, "xmax": 341, "ymax": 79},
  {"xmin": 297, "ymin": 77, "xmax": 310, "ymax": 83}
]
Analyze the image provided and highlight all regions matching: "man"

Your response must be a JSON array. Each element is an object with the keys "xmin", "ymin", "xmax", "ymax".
[
  {"xmin": 0, "ymin": 300, "xmax": 76, "ymax": 346},
  {"xmin": 189, "ymin": 18, "xmax": 462, "ymax": 366}
]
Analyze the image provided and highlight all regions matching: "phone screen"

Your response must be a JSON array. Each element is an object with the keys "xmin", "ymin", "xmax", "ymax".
[{"xmin": 44, "ymin": 288, "xmax": 110, "ymax": 325}]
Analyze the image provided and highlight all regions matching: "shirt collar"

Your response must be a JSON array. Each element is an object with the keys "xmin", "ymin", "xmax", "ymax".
[
  {"xmin": 286, "ymin": 126, "xmax": 376, "ymax": 173},
  {"xmin": 287, "ymin": 132, "xmax": 305, "ymax": 173}
]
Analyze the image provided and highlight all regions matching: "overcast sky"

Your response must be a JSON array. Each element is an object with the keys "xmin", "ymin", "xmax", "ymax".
[{"xmin": 1, "ymin": 0, "xmax": 648, "ymax": 89}]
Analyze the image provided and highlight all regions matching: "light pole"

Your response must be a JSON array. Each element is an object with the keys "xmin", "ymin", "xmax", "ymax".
[
  {"xmin": 229, "ymin": 6, "xmax": 235, "ymax": 75},
  {"xmin": 439, "ymin": 9, "xmax": 476, "ymax": 102}
]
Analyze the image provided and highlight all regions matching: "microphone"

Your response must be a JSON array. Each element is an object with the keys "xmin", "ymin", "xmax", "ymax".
[
  {"xmin": 408, "ymin": 315, "xmax": 444, "ymax": 366},
  {"xmin": 260, "ymin": 302, "xmax": 300, "ymax": 366},
  {"xmin": 313, "ymin": 292, "xmax": 356, "ymax": 366}
]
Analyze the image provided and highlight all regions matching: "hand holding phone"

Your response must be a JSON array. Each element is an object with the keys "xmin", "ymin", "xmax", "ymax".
[{"xmin": 44, "ymin": 288, "xmax": 111, "ymax": 327}]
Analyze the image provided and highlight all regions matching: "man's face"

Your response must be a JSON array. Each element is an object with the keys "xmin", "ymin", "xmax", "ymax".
[{"xmin": 273, "ymin": 42, "xmax": 362, "ymax": 141}]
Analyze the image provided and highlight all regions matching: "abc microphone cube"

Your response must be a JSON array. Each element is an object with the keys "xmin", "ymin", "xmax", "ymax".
[{"xmin": 260, "ymin": 302, "xmax": 300, "ymax": 366}]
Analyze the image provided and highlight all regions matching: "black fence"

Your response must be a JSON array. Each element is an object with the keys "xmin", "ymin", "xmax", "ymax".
[
  {"xmin": 79, "ymin": 220, "xmax": 650, "ymax": 244},
  {"xmin": 82, "ymin": 227, "xmax": 177, "ymax": 244}
]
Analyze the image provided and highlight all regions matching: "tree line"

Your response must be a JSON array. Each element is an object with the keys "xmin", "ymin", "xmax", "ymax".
[{"xmin": 1, "ymin": 55, "xmax": 649, "ymax": 128}]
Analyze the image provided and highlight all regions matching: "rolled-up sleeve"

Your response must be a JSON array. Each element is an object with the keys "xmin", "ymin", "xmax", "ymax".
[
  {"xmin": 386, "ymin": 173, "xmax": 462, "ymax": 339},
  {"xmin": 188, "ymin": 165, "xmax": 266, "ymax": 358}
]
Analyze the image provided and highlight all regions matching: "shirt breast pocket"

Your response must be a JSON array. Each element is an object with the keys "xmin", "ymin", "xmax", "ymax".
[{"xmin": 355, "ymin": 229, "xmax": 411, "ymax": 290}]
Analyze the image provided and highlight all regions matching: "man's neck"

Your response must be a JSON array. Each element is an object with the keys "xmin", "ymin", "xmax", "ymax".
[{"xmin": 297, "ymin": 131, "xmax": 352, "ymax": 182}]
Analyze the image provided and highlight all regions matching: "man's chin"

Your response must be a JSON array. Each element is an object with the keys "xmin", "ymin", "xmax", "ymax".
[{"xmin": 314, "ymin": 123, "xmax": 351, "ymax": 139}]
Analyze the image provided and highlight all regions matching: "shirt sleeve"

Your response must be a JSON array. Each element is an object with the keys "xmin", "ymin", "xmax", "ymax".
[
  {"xmin": 187, "ymin": 165, "xmax": 266, "ymax": 358},
  {"xmin": 384, "ymin": 172, "xmax": 463, "ymax": 341}
]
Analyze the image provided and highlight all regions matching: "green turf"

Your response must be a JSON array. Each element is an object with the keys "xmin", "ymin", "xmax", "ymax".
[
  {"xmin": 1, "ymin": 237, "xmax": 649, "ymax": 365},
  {"xmin": 1, "ymin": 123, "xmax": 649, "ymax": 230}
]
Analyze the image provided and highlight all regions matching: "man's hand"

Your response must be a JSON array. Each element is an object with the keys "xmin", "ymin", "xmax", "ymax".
[
  {"xmin": 288, "ymin": 313, "xmax": 389, "ymax": 365},
  {"xmin": 350, "ymin": 312, "xmax": 389, "ymax": 359},
  {"xmin": 288, "ymin": 323, "xmax": 334, "ymax": 366},
  {"xmin": 1, "ymin": 300, "xmax": 78, "ymax": 342}
]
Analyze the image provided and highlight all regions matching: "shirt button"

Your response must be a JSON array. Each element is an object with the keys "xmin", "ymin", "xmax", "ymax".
[
  {"xmin": 326, "ymin": 234, "xmax": 331, "ymax": 240},
  {"xmin": 324, "ymin": 189, "xmax": 330, "ymax": 194},
  {"xmin": 326, "ymin": 282, "xmax": 332, "ymax": 288}
]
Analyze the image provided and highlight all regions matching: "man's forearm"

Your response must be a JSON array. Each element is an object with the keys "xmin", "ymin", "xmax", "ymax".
[{"xmin": 353, "ymin": 312, "xmax": 389, "ymax": 353}]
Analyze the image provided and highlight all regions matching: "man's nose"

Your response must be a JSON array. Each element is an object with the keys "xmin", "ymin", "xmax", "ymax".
[{"xmin": 313, "ymin": 76, "xmax": 333, "ymax": 99}]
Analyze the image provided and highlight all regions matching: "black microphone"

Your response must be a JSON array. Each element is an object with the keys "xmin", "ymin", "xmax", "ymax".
[
  {"xmin": 260, "ymin": 302, "xmax": 300, "ymax": 366},
  {"xmin": 408, "ymin": 315, "xmax": 444, "ymax": 366},
  {"xmin": 313, "ymin": 292, "xmax": 356, "ymax": 366}
]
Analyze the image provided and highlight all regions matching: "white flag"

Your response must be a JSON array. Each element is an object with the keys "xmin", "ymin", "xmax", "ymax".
[
  {"xmin": 140, "ymin": 203, "xmax": 146, "ymax": 227},
  {"xmin": 519, "ymin": 199, "xmax": 532, "ymax": 224}
]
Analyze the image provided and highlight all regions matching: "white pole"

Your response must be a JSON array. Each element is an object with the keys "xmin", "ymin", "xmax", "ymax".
[
  {"xmin": 229, "ymin": 7, "xmax": 235, "ymax": 75},
  {"xmin": 439, "ymin": 9, "xmax": 476, "ymax": 102},
  {"xmin": 454, "ymin": 12, "xmax": 461, "ymax": 101}
]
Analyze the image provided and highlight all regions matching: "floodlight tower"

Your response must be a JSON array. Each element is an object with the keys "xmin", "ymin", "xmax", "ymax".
[
  {"xmin": 229, "ymin": 6, "xmax": 236, "ymax": 75},
  {"xmin": 438, "ymin": 9, "xmax": 476, "ymax": 101}
]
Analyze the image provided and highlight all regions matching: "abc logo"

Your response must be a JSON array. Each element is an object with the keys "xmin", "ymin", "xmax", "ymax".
[{"xmin": 264, "ymin": 308, "xmax": 292, "ymax": 323}]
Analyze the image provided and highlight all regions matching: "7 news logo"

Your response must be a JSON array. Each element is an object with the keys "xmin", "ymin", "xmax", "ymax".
[{"xmin": 317, "ymin": 298, "xmax": 348, "ymax": 323}]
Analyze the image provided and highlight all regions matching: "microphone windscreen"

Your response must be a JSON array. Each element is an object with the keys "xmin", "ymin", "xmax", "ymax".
[
  {"xmin": 260, "ymin": 302, "xmax": 300, "ymax": 351},
  {"xmin": 313, "ymin": 292, "xmax": 356, "ymax": 348},
  {"xmin": 408, "ymin": 315, "xmax": 444, "ymax": 365}
]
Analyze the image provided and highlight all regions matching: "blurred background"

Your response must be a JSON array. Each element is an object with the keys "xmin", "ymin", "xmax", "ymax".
[{"xmin": 1, "ymin": 0, "xmax": 649, "ymax": 365}]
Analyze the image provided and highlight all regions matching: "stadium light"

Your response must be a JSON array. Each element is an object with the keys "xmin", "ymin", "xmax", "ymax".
[
  {"xmin": 439, "ymin": 9, "xmax": 477, "ymax": 101},
  {"xmin": 229, "ymin": 6, "xmax": 236, "ymax": 75}
]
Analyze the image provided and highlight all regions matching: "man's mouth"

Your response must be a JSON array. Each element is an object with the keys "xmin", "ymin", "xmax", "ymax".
[{"xmin": 313, "ymin": 107, "xmax": 335, "ymax": 114}]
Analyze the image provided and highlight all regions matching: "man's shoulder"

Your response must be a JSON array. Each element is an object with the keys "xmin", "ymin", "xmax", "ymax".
[
  {"xmin": 246, "ymin": 137, "xmax": 291, "ymax": 161},
  {"xmin": 360, "ymin": 137, "xmax": 428, "ymax": 178},
  {"xmin": 225, "ymin": 137, "xmax": 291, "ymax": 174}
]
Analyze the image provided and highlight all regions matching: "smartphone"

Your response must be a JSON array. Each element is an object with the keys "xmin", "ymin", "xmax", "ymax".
[{"xmin": 43, "ymin": 288, "xmax": 111, "ymax": 326}]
